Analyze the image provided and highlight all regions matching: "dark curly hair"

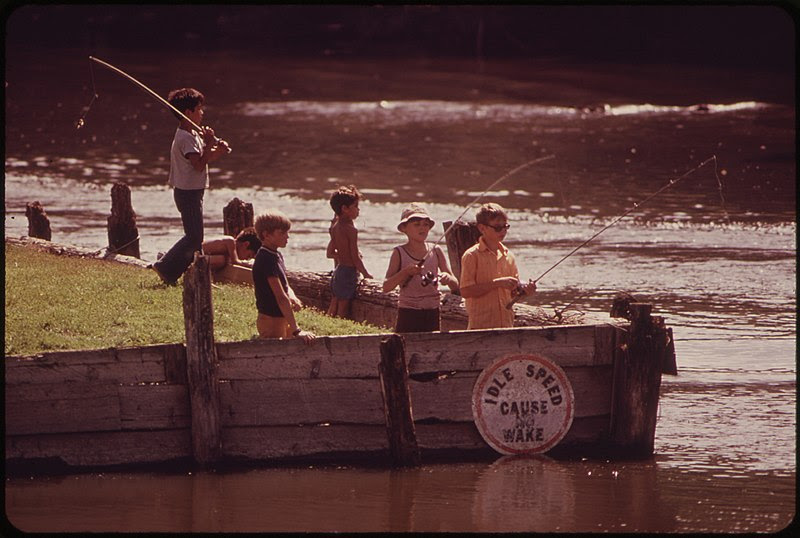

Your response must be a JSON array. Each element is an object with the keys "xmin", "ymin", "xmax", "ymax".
[
  {"xmin": 329, "ymin": 184, "xmax": 362, "ymax": 215},
  {"xmin": 235, "ymin": 227, "xmax": 261, "ymax": 254},
  {"xmin": 167, "ymin": 88, "xmax": 205, "ymax": 120}
]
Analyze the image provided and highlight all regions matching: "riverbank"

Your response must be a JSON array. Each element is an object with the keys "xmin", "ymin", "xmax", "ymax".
[{"xmin": 4, "ymin": 240, "xmax": 380, "ymax": 356}]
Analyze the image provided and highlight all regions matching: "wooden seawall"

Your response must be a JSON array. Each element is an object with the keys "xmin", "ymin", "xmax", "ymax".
[{"xmin": 5, "ymin": 316, "xmax": 673, "ymax": 471}]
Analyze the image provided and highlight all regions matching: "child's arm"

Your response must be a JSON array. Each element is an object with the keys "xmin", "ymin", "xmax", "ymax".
[
  {"xmin": 382, "ymin": 248, "xmax": 421, "ymax": 292},
  {"xmin": 434, "ymin": 246, "xmax": 459, "ymax": 292},
  {"xmin": 458, "ymin": 251, "xmax": 518, "ymax": 298},
  {"xmin": 347, "ymin": 227, "xmax": 373, "ymax": 279},
  {"xmin": 267, "ymin": 276, "xmax": 314, "ymax": 342}
]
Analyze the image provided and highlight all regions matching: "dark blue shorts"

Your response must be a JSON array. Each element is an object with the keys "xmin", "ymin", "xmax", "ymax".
[{"xmin": 331, "ymin": 265, "xmax": 358, "ymax": 299}]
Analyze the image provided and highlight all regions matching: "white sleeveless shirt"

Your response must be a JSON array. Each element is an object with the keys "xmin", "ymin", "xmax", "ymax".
[{"xmin": 396, "ymin": 243, "xmax": 441, "ymax": 310}]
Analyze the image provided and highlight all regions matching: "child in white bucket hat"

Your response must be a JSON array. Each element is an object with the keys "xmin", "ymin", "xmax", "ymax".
[{"xmin": 382, "ymin": 204, "xmax": 459, "ymax": 332}]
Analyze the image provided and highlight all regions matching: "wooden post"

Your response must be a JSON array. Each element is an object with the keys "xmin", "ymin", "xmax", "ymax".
[
  {"xmin": 183, "ymin": 253, "xmax": 221, "ymax": 466},
  {"xmin": 25, "ymin": 201, "xmax": 52, "ymax": 241},
  {"xmin": 378, "ymin": 334, "xmax": 420, "ymax": 467},
  {"xmin": 223, "ymin": 197, "xmax": 254, "ymax": 237},
  {"xmin": 609, "ymin": 303, "xmax": 667, "ymax": 457},
  {"xmin": 443, "ymin": 220, "xmax": 480, "ymax": 283},
  {"xmin": 107, "ymin": 183, "xmax": 140, "ymax": 258}
]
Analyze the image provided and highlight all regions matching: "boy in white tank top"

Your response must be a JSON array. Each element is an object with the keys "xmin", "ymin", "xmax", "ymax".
[{"xmin": 382, "ymin": 205, "xmax": 459, "ymax": 332}]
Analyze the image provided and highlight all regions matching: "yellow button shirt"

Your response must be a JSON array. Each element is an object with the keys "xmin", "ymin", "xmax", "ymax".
[{"xmin": 460, "ymin": 236, "xmax": 519, "ymax": 329}]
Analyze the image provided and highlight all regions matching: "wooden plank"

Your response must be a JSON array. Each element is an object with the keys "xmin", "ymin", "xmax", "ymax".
[
  {"xmin": 378, "ymin": 334, "xmax": 420, "ymax": 466},
  {"xmin": 409, "ymin": 366, "xmax": 613, "ymax": 423},
  {"xmin": 404, "ymin": 326, "xmax": 602, "ymax": 373},
  {"xmin": 119, "ymin": 384, "xmax": 190, "ymax": 430},
  {"xmin": 5, "ymin": 382, "xmax": 121, "ymax": 435},
  {"xmin": 183, "ymin": 254, "xmax": 222, "ymax": 465},
  {"xmin": 219, "ymin": 379, "xmax": 385, "ymax": 426},
  {"xmin": 222, "ymin": 424, "xmax": 388, "ymax": 460},
  {"xmin": 217, "ymin": 324, "xmax": 605, "ymax": 382},
  {"xmin": 217, "ymin": 334, "xmax": 387, "ymax": 380},
  {"xmin": 6, "ymin": 430, "xmax": 191, "ymax": 466},
  {"xmin": 414, "ymin": 415, "xmax": 610, "ymax": 450},
  {"xmin": 5, "ymin": 344, "xmax": 179, "ymax": 385},
  {"xmin": 610, "ymin": 304, "xmax": 665, "ymax": 457}
]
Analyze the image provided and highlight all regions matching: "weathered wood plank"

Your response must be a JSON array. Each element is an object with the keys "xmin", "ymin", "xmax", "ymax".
[
  {"xmin": 217, "ymin": 334, "xmax": 387, "ymax": 380},
  {"xmin": 414, "ymin": 415, "xmax": 610, "ymax": 451},
  {"xmin": 183, "ymin": 254, "xmax": 222, "ymax": 465},
  {"xmin": 217, "ymin": 324, "xmax": 605, "ymax": 382},
  {"xmin": 5, "ymin": 344, "xmax": 180, "ymax": 385},
  {"xmin": 219, "ymin": 379, "xmax": 386, "ymax": 426},
  {"xmin": 5, "ymin": 383, "xmax": 121, "ymax": 435},
  {"xmin": 222, "ymin": 424, "xmax": 389, "ymax": 460},
  {"xmin": 6, "ymin": 430, "xmax": 191, "ymax": 466},
  {"xmin": 119, "ymin": 384, "xmax": 190, "ymax": 430},
  {"xmin": 378, "ymin": 334, "xmax": 420, "ymax": 466},
  {"xmin": 409, "ymin": 366, "xmax": 613, "ymax": 423}
]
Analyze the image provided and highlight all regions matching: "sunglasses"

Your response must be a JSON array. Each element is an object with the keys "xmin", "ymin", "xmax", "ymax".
[{"xmin": 486, "ymin": 223, "xmax": 511, "ymax": 232}]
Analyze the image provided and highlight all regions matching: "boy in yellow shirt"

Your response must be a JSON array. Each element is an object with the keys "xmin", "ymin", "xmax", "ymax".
[{"xmin": 460, "ymin": 203, "xmax": 536, "ymax": 329}]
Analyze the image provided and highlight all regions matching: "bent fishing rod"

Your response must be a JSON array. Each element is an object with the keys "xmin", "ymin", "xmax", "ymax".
[
  {"xmin": 412, "ymin": 154, "xmax": 556, "ymax": 287},
  {"xmin": 80, "ymin": 56, "xmax": 231, "ymax": 151},
  {"xmin": 506, "ymin": 155, "xmax": 719, "ymax": 309}
]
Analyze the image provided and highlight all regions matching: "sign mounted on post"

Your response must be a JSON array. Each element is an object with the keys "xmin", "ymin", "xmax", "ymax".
[{"xmin": 472, "ymin": 354, "xmax": 575, "ymax": 455}]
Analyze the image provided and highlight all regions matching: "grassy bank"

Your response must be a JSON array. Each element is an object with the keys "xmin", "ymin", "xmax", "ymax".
[{"xmin": 5, "ymin": 243, "xmax": 382, "ymax": 356}]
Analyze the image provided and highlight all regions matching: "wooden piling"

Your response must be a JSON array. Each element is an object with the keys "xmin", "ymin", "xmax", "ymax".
[
  {"xmin": 378, "ymin": 334, "xmax": 420, "ymax": 467},
  {"xmin": 443, "ymin": 220, "xmax": 480, "ymax": 283},
  {"xmin": 107, "ymin": 183, "xmax": 140, "ymax": 258},
  {"xmin": 223, "ymin": 197, "xmax": 254, "ymax": 237},
  {"xmin": 609, "ymin": 303, "xmax": 667, "ymax": 457},
  {"xmin": 183, "ymin": 253, "xmax": 221, "ymax": 466},
  {"xmin": 25, "ymin": 201, "xmax": 52, "ymax": 241}
]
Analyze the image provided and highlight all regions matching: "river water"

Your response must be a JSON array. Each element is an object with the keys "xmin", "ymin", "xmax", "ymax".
[{"xmin": 4, "ymin": 49, "xmax": 796, "ymax": 532}]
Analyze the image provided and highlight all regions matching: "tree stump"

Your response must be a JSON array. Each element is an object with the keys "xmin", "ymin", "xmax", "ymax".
[
  {"xmin": 443, "ymin": 220, "xmax": 480, "ymax": 283},
  {"xmin": 107, "ymin": 183, "xmax": 140, "ymax": 258},
  {"xmin": 223, "ymin": 197, "xmax": 254, "ymax": 237},
  {"xmin": 183, "ymin": 253, "xmax": 221, "ymax": 466},
  {"xmin": 25, "ymin": 201, "xmax": 52, "ymax": 241}
]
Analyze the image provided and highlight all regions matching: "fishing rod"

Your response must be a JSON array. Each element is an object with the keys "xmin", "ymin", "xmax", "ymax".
[
  {"xmin": 79, "ymin": 56, "xmax": 231, "ymax": 151},
  {"xmin": 506, "ymin": 155, "xmax": 719, "ymax": 309},
  {"xmin": 412, "ymin": 154, "xmax": 556, "ymax": 287}
]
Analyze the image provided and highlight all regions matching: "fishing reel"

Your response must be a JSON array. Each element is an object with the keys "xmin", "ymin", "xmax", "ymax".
[{"xmin": 420, "ymin": 271, "xmax": 439, "ymax": 287}]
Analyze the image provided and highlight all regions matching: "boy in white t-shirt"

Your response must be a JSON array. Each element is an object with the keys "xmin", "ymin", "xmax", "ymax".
[{"xmin": 151, "ymin": 87, "xmax": 230, "ymax": 284}]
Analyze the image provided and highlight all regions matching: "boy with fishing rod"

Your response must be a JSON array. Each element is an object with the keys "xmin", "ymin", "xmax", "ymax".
[
  {"xmin": 460, "ymin": 203, "xmax": 536, "ymax": 330},
  {"xmin": 151, "ymin": 87, "xmax": 231, "ymax": 284},
  {"xmin": 382, "ymin": 205, "xmax": 459, "ymax": 333}
]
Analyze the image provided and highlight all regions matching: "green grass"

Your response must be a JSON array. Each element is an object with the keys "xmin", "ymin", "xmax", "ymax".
[{"xmin": 4, "ymin": 243, "xmax": 382, "ymax": 356}]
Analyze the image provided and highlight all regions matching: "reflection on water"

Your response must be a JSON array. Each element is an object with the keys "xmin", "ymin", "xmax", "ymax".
[
  {"xmin": 5, "ymin": 457, "xmax": 793, "ymax": 532},
  {"xmin": 4, "ymin": 52, "xmax": 795, "ymax": 533}
]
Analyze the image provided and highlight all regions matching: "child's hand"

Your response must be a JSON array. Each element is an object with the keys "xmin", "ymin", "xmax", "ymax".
[
  {"xmin": 403, "ymin": 265, "xmax": 422, "ymax": 278},
  {"xmin": 201, "ymin": 126, "xmax": 217, "ymax": 144},
  {"xmin": 290, "ymin": 297, "xmax": 303, "ymax": 311},
  {"xmin": 494, "ymin": 276, "xmax": 520, "ymax": 290},
  {"xmin": 522, "ymin": 280, "xmax": 537, "ymax": 295},
  {"xmin": 294, "ymin": 329, "xmax": 315, "ymax": 344}
]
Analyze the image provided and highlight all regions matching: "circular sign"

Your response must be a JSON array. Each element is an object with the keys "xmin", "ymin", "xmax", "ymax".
[{"xmin": 472, "ymin": 354, "xmax": 575, "ymax": 455}]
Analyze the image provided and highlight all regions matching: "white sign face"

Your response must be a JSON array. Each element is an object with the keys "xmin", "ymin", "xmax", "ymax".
[{"xmin": 472, "ymin": 354, "xmax": 575, "ymax": 455}]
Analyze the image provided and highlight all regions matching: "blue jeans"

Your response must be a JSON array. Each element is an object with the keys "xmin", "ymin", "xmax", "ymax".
[{"xmin": 154, "ymin": 188, "xmax": 204, "ymax": 282}]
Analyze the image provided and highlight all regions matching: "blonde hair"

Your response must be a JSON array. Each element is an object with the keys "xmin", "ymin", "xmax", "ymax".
[
  {"xmin": 475, "ymin": 203, "xmax": 508, "ymax": 225},
  {"xmin": 255, "ymin": 210, "xmax": 291, "ymax": 236}
]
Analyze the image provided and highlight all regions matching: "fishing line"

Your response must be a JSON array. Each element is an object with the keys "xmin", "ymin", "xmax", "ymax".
[
  {"xmin": 507, "ymin": 155, "xmax": 723, "ymax": 309},
  {"xmin": 76, "ymin": 56, "xmax": 231, "ymax": 150},
  {"xmin": 75, "ymin": 58, "xmax": 99, "ymax": 130},
  {"xmin": 412, "ymin": 154, "xmax": 556, "ymax": 287}
]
